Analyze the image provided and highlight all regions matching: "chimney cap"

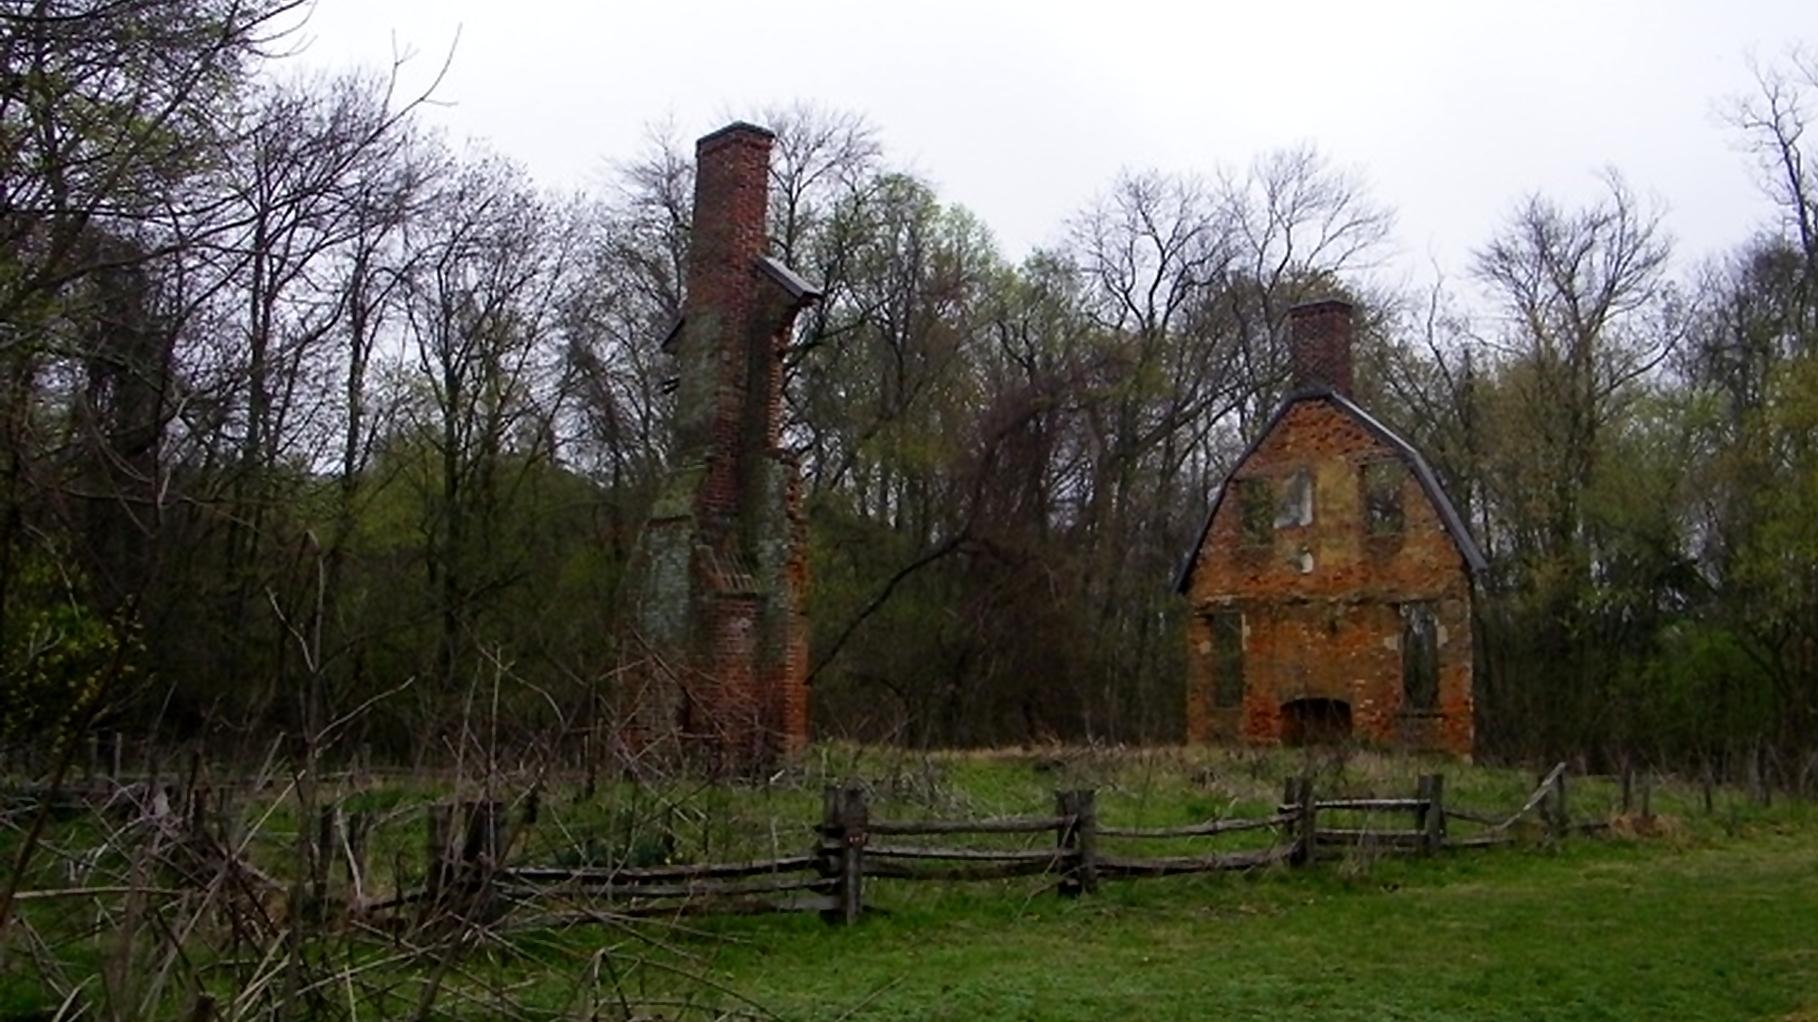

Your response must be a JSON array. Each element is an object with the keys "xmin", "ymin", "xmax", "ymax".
[
  {"xmin": 697, "ymin": 121, "xmax": 776, "ymax": 152},
  {"xmin": 1289, "ymin": 297, "xmax": 1355, "ymax": 318}
]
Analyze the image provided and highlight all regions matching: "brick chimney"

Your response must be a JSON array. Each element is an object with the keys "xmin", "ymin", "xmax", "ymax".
[
  {"xmin": 687, "ymin": 122, "xmax": 773, "ymax": 317},
  {"xmin": 673, "ymin": 122, "xmax": 775, "ymax": 462},
  {"xmin": 618, "ymin": 121, "xmax": 819, "ymax": 772},
  {"xmin": 1288, "ymin": 298, "xmax": 1355, "ymax": 397}
]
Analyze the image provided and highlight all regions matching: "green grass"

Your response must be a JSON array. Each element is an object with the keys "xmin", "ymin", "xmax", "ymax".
[
  {"xmin": 4, "ymin": 745, "xmax": 1816, "ymax": 1020},
  {"xmin": 660, "ymin": 826, "xmax": 1818, "ymax": 1021},
  {"xmin": 526, "ymin": 748, "xmax": 1818, "ymax": 1021}
]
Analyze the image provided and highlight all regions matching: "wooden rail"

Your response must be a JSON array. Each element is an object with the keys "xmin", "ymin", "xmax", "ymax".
[
  {"xmin": 1279, "ymin": 798, "xmax": 1430, "ymax": 813},
  {"xmin": 868, "ymin": 815, "xmax": 1066, "ymax": 836},
  {"xmin": 1492, "ymin": 762, "xmax": 1568, "ymax": 834},
  {"xmin": 500, "ymin": 874, "xmax": 836, "ymax": 902},
  {"xmin": 1097, "ymin": 845, "xmax": 1291, "ymax": 877},
  {"xmin": 865, "ymin": 845, "xmax": 1068, "ymax": 864},
  {"xmin": 1098, "ymin": 812, "xmax": 1294, "ymax": 838},
  {"xmin": 362, "ymin": 763, "xmax": 1597, "ymax": 929},
  {"xmin": 866, "ymin": 858, "xmax": 1063, "ymax": 882},
  {"xmin": 502, "ymin": 855, "xmax": 817, "ymax": 885},
  {"xmin": 1316, "ymin": 827, "xmax": 1426, "ymax": 845}
]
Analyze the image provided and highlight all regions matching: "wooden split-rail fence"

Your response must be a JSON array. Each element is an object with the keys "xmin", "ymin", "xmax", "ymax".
[{"xmin": 387, "ymin": 763, "xmax": 1595, "ymax": 927}]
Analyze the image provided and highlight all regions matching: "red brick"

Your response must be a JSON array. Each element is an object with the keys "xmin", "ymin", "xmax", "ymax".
[
  {"xmin": 616, "ymin": 124, "xmax": 818, "ymax": 771},
  {"xmin": 1183, "ymin": 304, "xmax": 1476, "ymax": 758}
]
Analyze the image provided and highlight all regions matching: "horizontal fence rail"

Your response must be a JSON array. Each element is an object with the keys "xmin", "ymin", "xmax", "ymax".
[
  {"xmin": 868, "ymin": 815, "xmax": 1068, "ymax": 836},
  {"xmin": 1098, "ymin": 812, "xmax": 1296, "ymax": 839},
  {"xmin": 500, "ymin": 855, "xmax": 818, "ymax": 886},
  {"xmin": 1096, "ymin": 845, "xmax": 1293, "ymax": 877},
  {"xmin": 864, "ymin": 845, "xmax": 1067, "ymax": 863},
  {"xmin": 7, "ymin": 760, "xmax": 1601, "ymax": 931},
  {"xmin": 499, "ymin": 875, "xmax": 837, "ymax": 902}
]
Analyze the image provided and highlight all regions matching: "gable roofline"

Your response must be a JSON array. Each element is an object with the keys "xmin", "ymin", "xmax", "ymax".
[{"xmin": 1172, "ymin": 386, "xmax": 1488, "ymax": 595}]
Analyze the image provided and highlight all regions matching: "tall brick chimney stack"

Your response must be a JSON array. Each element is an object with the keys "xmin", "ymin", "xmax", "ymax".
[
  {"xmin": 1288, "ymin": 298, "xmax": 1356, "ymax": 397},
  {"xmin": 674, "ymin": 122, "xmax": 775, "ymax": 460},
  {"xmin": 618, "ymin": 121, "xmax": 819, "ymax": 772}
]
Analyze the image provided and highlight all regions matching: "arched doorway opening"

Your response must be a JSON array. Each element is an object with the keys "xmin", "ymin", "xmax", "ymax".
[{"xmin": 1281, "ymin": 698, "xmax": 1353, "ymax": 746}]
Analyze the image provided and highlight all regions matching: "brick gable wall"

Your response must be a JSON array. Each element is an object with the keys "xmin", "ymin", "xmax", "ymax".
[{"xmin": 1183, "ymin": 398, "xmax": 1475, "ymax": 757}]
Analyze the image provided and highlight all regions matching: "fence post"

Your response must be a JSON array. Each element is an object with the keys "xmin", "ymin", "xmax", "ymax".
[
  {"xmin": 1277, "ymin": 778, "xmax": 1295, "ymax": 854},
  {"xmin": 1076, "ymin": 789, "xmax": 1098, "ymax": 895},
  {"xmin": 1639, "ymin": 770, "xmax": 1653, "ymax": 822},
  {"xmin": 109, "ymin": 732, "xmax": 123, "ymax": 782},
  {"xmin": 1413, "ymin": 774, "xmax": 1431, "ymax": 835},
  {"xmin": 425, "ymin": 803, "xmax": 452, "ymax": 900},
  {"xmin": 816, "ymin": 786, "xmax": 839, "ymax": 917},
  {"xmin": 454, "ymin": 799, "xmax": 504, "ymax": 916},
  {"xmin": 837, "ymin": 785, "xmax": 867, "ymax": 925},
  {"xmin": 1056, "ymin": 789, "xmax": 1098, "ymax": 897},
  {"xmin": 1546, "ymin": 769, "xmax": 1568, "ymax": 841},
  {"xmin": 1286, "ymin": 776, "xmax": 1315, "ymax": 866},
  {"xmin": 461, "ymin": 800, "xmax": 504, "ymax": 870},
  {"xmin": 309, "ymin": 805, "xmax": 338, "ymax": 922},
  {"xmin": 818, "ymin": 785, "xmax": 866, "ymax": 925},
  {"xmin": 1419, "ymin": 774, "xmax": 1446, "ymax": 854}
]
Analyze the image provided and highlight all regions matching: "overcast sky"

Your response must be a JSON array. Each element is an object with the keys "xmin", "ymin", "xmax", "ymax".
[{"xmin": 294, "ymin": 1, "xmax": 1813, "ymax": 292}]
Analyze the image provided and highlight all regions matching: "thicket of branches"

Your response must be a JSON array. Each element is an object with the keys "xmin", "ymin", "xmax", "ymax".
[{"xmin": 3, "ymin": 3, "xmax": 1816, "ymax": 784}]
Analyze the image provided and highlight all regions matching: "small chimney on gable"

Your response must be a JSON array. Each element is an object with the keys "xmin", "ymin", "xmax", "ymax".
[{"xmin": 1288, "ymin": 298, "xmax": 1356, "ymax": 397}]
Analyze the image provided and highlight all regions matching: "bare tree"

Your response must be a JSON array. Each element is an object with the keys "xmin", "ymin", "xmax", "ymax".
[
  {"xmin": 0, "ymin": 0, "xmax": 308, "ymax": 323},
  {"xmin": 398, "ymin": 149, "xmax": 579, "ymax": 699},
  {"xmin": 1472, "ymin": 172, "xmax": 1675, "ymax": 558},
  {"xmin": 1219, "ymin": 145, "xmax": 1395, "ymax": 427},
  {"xmin": 1732, "ymin": 50, "xmax": 1818, "ymax": 274}
]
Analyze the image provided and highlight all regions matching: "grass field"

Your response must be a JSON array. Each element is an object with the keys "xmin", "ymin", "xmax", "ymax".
[
  {"xmin": 670, "ymin": 820, "xmax": 1818, "ymax": 1021},
  {"xmin": 4, "ymin": 745, "xmax": 1816, "ymax": 1020}
]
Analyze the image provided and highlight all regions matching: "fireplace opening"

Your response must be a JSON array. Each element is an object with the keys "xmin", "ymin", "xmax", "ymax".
[{"xmin": 1281, "ymin": 697, "xmax": 1353, "ymax": 746}]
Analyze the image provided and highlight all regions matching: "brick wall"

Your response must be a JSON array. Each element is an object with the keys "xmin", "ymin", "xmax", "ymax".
[{"xmin": 1183, "ymin": 399, "xmax": 1475, "ymax": 757}]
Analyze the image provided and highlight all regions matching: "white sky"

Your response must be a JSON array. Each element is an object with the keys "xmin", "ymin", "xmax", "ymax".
[{"xmin": 292, "ymin": 0, "xmax": 1813, "ymax": 289}]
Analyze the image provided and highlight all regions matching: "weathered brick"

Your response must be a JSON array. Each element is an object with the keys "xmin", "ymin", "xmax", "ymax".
[
  {"xmin": 1181, "ymin": 301, "xmax": 1477, "ymax": 758},
  {"xmin": 616, "ymin": 123, "xmax": 820, "ymax": 772},
  {"xmin": 1288, "ymin": 298, "xmax": 1356, "ymax": 396}
]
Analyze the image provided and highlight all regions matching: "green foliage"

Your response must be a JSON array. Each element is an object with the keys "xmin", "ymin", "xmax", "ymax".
[{"xmin": 0, "ymin": 545, "xmax": 141, "ymax": 748}]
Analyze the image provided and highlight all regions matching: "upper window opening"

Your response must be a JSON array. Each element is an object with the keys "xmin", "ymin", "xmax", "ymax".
[
  {"xmin": 1276, "ymin": 469, "xmax": 1313, "ymax": 528},
  {"xmin": 1238, "ymin": 478, "xmax": 1273, "ymax": 546},
  {"xmin": 1363, "ymin": 461, "xmax": 1405, "ymax": 535}
]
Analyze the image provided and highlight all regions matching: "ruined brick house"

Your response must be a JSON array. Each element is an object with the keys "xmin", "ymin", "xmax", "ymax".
[
  {"xmin": 1176, "ymin": 300, "xmax": 1484, "ymax": 757},
  {"xmin": 616, "ymin": 123, "xmax": 821, "ymax": 771}
]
